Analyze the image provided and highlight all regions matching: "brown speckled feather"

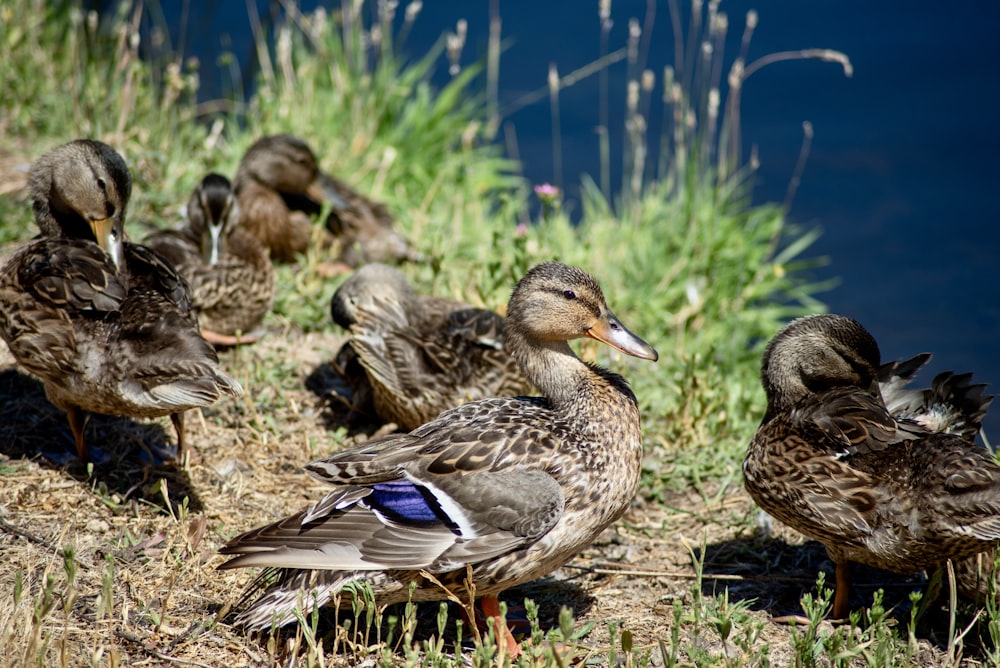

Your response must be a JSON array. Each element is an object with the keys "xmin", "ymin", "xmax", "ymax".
[{"xmin": 330, "ymin": 263, "xmax": 533, "ymax": 430}]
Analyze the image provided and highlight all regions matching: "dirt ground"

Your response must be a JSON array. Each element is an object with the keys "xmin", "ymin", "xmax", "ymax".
[{"xmin": 0, "ymin": 325, "xmax": 991, "ymax": 667}]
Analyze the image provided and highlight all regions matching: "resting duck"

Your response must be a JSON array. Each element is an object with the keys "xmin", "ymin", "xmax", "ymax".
[
  {"xmin": 233, "ymin": 134, "xmax": 422, "ymax": 267},
  {"xmin": 743, "ymin": 314, "xmax": 1000, "ymax": 619},
  {"xmin": 329, "ymin": 263, "xmax": 533, "ymax": 430},
  {"xmin": 0, "ymin": 140, "xmax": 243, "ymax": 461},
  {"xmin": 219, "ymin": 262, "xmax": 658, "ymax": 653},
  {"xmin": 145, "ymin": 173, "xmax": 274, "ymax": 346}
]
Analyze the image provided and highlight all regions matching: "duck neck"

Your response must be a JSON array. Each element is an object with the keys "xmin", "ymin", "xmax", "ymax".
[{"xmin": 505, "ymin": 328, "xmax": 593, "ymax": 410}]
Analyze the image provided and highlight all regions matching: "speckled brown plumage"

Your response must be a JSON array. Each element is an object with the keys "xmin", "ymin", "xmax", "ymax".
[
  {"xmin": 329, "ymin": 263, "xmax": 533, "ymax": 429},
  {"xmin": 145, "ymin": 173, "xmax": 274, "ymax": 340},
  {"xmin": 319, "ymin": 172, "xmax": 426, "ymax": 268},
  {"xmin": 879, "ymin": 354, "xmax": 997, "ymax": 605},
  {"xmin": 233, "ymin": 134, "xmax": 422, "ymax": 266},
  {"xmin": 0, "ymin": 140, "xmax": 243, "ymax": 461},
  {"xmin": 743, "ymin": 314, "xmax": 1000, "ymax": 618},
  {"xmin": 218, "ymin": 262, "xmax": 657, "ymax": 646}
]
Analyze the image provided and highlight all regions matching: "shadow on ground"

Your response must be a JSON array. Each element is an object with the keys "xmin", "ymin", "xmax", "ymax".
[
  {"xmin": 304, "ymin": 342, "xmax": 391, "ymax": 439},
  {"xmin": 699, "ymin": 533, "xmax": 932, "ymax": 616},
  {"xmin": 699, "ymin": 532, "xmax": 996, "ymax": 654},
  {"xmin": 0, "ymin": 366, "xmax": 204, "ymax": 513}
]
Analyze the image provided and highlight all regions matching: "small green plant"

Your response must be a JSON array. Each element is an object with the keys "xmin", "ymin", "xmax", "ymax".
[{"xmin": 788, "ymin": 573, "xmax": 833, "ymax": 668}]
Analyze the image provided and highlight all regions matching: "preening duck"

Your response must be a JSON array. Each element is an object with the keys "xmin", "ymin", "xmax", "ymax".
[
  {"xmin": 743, "ymin": 314, "xmax": 999, "ymax": 619},
  {"xmin": 0, "ymin": 140, "xmax": 243, "ymax": 461}
]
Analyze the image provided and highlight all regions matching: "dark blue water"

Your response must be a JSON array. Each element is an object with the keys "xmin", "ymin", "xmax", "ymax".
[{"xmin": 150, "ymin": 0, "xmax": 1000, "ymax": 437}]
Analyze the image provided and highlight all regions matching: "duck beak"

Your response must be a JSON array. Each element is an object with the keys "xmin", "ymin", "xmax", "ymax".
[
  {"xmin": 201, "ymin": 223, "xmax": 225, "ymax": 266},
  {"xmin": 306, "ymin": 173, "xmax": 350, "ymax": 211},
  {"xmin": 89, "ymin": 217, "xmax": 124, "ymax": 270},
  {"xmin": 305, "ymin": 178, "xmax": 330, "ymax": 204},
  {"xmin": 586, "ymin": 313, "xmax": 658, "ymax": 361}
]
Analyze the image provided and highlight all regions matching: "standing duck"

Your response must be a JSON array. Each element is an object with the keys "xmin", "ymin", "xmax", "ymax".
[
  {"xmin": 145, "ymin": 173, "xmax": 274, "ymax": 346},
  {"xmin": 329, "ymin": 263, "xmax": 533, "ymax": 430},
  {"xmin": 234, "ymin": 134, "xmax": 421, "ymax": 267},
  {"xmin": 0, "ymin": 140, "xmax": 243, "ymax": 461},
  {"xmin": 743, "ymin": 314, "xmax": 1000, "ymax": 619},
  {"xmin": 219, "ymin": 262, "xmax": 658, "ymax": 653}
]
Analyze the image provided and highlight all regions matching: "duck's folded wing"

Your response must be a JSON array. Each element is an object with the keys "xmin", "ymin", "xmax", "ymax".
[
  {"xmin": 1, "ymin": 240, "xmax": 125, "ymax": 376},
  {"xmin": 927, "ymin": 437, "xmax": 1000, "ymax": 540},
  {"xmin": 125, "ymin": 242, "xmax": 192, "ymax": 310},
  {"xmin": 218, "ymin": 469, "xmax": 563, "ymax": 573},
  {"xmin": 14, "ymin": 238, "xmax": 126, "ymax": 313},
  {"xmin": 793, "ymin": 388, "xmax": 897, "ymax": 456},
  {"xmin": 445, "ymin": 308, "xmax": 506, "ymax": 350}
]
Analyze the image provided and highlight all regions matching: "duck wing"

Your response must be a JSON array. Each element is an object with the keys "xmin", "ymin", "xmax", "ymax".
[
  {"xmin": 123, "ymin": 242, "xmax": 193, "ymax": 310},
  {"xmin": 11, "ymin": 237, "xmax": 126, "ymax": 312},
  {"xmin": 0, "ymin": 238, "xmax": 125, "ymax": 376},
  {"xmin": 879, "ymin": 353, "xmax": 993, "ymax": 440},
  {"xmin": 117, "ymin": 243, "xmax": 243, "ymax": 407},
  {"xmin": 352, "ymin": 307, "xmax": 526, "ymax": 427},
  {"xmin": 220, "ymin": 399, "xmax": 564, "ymax": 573},
  {"xmin": 792, "ymin": 387, "xmax": 898, "ymax": 457},
  {"xmin": 879, "ymin": 353, "xmax": 931, "ymax": 408},
  {"xmin": 444, "ymin": 308, "xmax": 506, "ymax": 350}
]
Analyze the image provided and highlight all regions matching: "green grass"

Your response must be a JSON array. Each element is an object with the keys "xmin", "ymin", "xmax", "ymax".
[{"xmin": 2, "ymin": 0, "xmax": 996, "ymax": 666}]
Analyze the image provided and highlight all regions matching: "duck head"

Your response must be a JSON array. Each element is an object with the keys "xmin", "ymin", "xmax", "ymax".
[
  {"xmin": 505, "ymin": 261, "xmax": 658, "ymax": 362},
  {"xmin": 188, "ymin": 173, "xmax": 239, "ymax": 266},
  {"xmin": 330, "ymin": 263, "xmax": 415, "ymax": 329},
  {"xmin": 237, "ymin": 134, "xmax": 329, "ymax": 201},
  {"xmin": 28, "ymin": 139, "xmax": 131, "ymax": 270},
  {"xmin": 761, "ymin": 314, "xmax": 883, "ymax": 416}
]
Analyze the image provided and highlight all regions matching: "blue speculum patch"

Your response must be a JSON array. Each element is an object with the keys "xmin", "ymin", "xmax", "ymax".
[{"xmin": 368, "ymin": 481, "xmax": 455, "ymax": 530}]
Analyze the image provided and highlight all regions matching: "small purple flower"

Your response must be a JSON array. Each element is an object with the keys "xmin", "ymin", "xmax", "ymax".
[
  {"xmin": 515, "ymin": 223, "xmax": 528, "ymax": 236},
  {"xmin": 534, "ymin": 183, "xmax": 561, "ymax": 221},
  {"xmin": 533, "ymin": 183, "xmax": 560, "ymax": 203}
]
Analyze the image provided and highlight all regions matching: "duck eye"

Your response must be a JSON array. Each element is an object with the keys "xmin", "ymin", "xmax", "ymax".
[{"xmin": 563, "ymin": 290, "xmax": 576, "ymax": 300}]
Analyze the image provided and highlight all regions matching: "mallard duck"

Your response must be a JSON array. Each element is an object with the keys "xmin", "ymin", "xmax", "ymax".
[
  {"xmin": 0, "ymin": 140, "xmax": 243, "ymax": 461},
  {"xmin": 219, "ymin": 261, "xmax": 658, "ymax": 652},
  {"xmin": 234, "ymin": 134, "xmax": 422, "ymax": 267},
  {"xmin": 743, "ymin": 314, "xmax": 1000, "ymax": 619},
  {"xmin": 329, "ymin": 263, "xmax": 534, "ymax": 430},
  {"xmin": 145, "ymin": 173, "xmax": 274, "ymax": 346}
]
